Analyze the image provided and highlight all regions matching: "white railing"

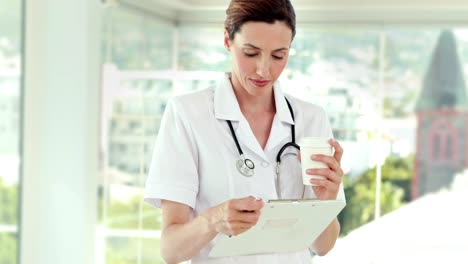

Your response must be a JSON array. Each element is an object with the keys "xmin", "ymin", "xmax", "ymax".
[
  {"xmin": 0, "ymin": 69, "xmax": 20, "ymax": 78},
  {"xmin": 0, "ymin": 224, "xmax": 18, "ymax": 234},
  {"xmin": 96, "ymin": 226, "xmax": 161, "ymax": 239}
]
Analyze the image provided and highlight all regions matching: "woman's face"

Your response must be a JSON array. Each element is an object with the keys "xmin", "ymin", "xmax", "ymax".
[{"xmin": 225, "ymin": 21, "xmax": 292, "ymax": 97}]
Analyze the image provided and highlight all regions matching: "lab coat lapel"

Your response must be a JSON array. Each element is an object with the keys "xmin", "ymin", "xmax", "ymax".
[
  {"xmin": 214, "ymin": 74, "xmax": 267, "ymax": 161},
  {"xmin": 236, "ymin": 117, "xmax": 268, "ymax": 161},
  {"xmin": 214, "ymin": 74, "xmax": 242, "ymax": 122},
  {"xmin": 264, "ymin": 82, "xmax": 295, "ymax": 152},
  {"xmin": 213, "ymin": 74, "xmax": 295, "ymax": 161},
  {"xmin": 264, "ymin": 115, "xmax": 291, "ymax": 152}
]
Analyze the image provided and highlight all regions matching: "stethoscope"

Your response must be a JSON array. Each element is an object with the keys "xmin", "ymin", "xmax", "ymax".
[{"xmin": 227, "ymin": 97, "xmax": 300, "ymax": 184}]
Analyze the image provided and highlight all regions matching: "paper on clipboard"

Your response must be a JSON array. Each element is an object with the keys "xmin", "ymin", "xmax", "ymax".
[{"xmin": 208, "ymin": 199, "xmax": 346, "ymax": 258}]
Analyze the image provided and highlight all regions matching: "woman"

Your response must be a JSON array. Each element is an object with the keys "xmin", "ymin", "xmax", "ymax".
[{"xmin": 144, "ymin": 0, "xmax": 345, "ymax": 263}]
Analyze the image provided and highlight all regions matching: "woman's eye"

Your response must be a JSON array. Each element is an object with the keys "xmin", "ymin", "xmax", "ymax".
[
  {"xmin": 244, "ymin": 53, "xmax": 258, "ymax": 57},
  {"xmin": 272, "ymin": 55, "xmax": 284, "ymax": 60}
]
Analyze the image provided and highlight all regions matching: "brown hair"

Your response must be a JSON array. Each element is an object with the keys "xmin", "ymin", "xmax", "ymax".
[{"xmin": 224, "ymin": 0, "xmax": 296, "ymax": 41}]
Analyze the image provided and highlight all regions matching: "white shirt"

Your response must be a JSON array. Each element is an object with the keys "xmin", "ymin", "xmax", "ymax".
[{"xmin": 144, "ymin": 73, "xmax": 345, "ymax": 264}]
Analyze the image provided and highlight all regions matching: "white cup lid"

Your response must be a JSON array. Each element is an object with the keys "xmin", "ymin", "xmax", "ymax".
[{"xmin": 299, "ymin": 137, "xmax": 331, "ymax": 147}]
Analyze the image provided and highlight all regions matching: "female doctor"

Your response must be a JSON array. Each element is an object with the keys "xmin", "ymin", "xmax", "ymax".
[{"xmin": 144, "ymin": 0, "xmax": 345, "ymax": 263}]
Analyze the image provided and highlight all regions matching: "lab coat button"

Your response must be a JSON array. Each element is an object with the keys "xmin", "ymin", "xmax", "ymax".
[{"xmin": 261, "ymin": 161, "xmax": 270, "ymax": 167}]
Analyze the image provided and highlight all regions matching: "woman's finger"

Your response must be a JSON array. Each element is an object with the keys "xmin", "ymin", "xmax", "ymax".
[
  {"xmin": 311, "ymin": 154, "xmax": 343, "ymax": 176},
  {"xmin": 329, "ymin": 139, "xmax": 343, "ymax": 164},
  {"xmin": 306, "ymin": 168, "xmax": 342, "ymax": 184},
  {"xmin": 310, "ymin": 178, "xmax": 339, "ymax": 194}
]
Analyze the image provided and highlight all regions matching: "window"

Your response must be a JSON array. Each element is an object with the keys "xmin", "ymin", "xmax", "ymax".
[
  {"xmin": 0, "ymin": 0, "xmax": 22, "ymax": 263},
  {"xmin": 98, "ymin": 6, "xmax": 172, "ymax": 264}
]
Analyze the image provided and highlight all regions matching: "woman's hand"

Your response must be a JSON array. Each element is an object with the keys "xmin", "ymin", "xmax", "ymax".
[
  {"xmin": 306, "ymin": 139, "xmax": 344, "ymax": 200},
  {"xmin": 202, "ymin": 196, "xmax": 264, "ymax": 236}
]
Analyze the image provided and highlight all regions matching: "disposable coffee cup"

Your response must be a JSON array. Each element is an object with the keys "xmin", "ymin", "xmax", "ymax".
[{"xmin": 299, "ymin": 137, "xmax": 333, "ymax": 186}]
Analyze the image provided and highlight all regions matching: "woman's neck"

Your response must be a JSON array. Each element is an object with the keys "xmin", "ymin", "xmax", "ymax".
[{"xmin": 229, "ymin": 75, "xmax": 276, "ymax": 114}]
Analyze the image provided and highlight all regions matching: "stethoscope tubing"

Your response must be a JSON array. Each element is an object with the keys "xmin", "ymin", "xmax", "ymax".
[{"xmin": 227, "ymin": 97, "xmax": 299, "ymax": 175}]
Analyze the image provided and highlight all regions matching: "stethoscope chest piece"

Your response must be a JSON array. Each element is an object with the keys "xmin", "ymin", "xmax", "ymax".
[
  {"xmin": 228, "ymin": 97, "xmax": 296, "ymax": 179},
  {"xmin": 236, "ymin": 157, "xmax": 255, "ymax": 177}
]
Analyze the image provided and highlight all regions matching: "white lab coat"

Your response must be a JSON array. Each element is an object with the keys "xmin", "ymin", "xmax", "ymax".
[{"xmin": 144, "ymin": 73, "xmax": 345, "ymax": 264}]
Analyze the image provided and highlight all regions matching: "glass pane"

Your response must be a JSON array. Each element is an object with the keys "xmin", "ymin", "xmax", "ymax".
[
  {"xmin": 285, "ymin": 28, "xmax": 381, "ymax": 238},
  {"xmin": 376, "ymin": 29, "xmax": 439, "ymax": 219},
  {"xmin": 287, "ymin": 29, "xmax": 380, "ymax": 142},
  {"xmin": 102, "ymin": 7, "xmax": 173, "ymax": 70},
  {"xmin": 382, "ymin": 28, "xmax": 468, "ymax": 197},
  {"xmin": 99, "ymin": 6, "xmax": 173, "ymax": 264},
  {"xmin": 100, "ymin": 79, "xmax": 170, "ymax": 225},
  {"xmin": 313, "ymin": 28, "xmax": 468, "ymax": 264},
  {"xmin": 178, "ymin": 26, "xmax": 231, "ymax": 71},
  {"xmin": 0, "ymin": 0, "xmax": 22, "ymax": 263}
]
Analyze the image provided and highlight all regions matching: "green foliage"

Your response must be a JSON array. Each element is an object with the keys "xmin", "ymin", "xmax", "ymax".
[
  {"xmin": 0, "ymin": 233, "xmax": 16, "ymax": 264},
  {"xmin": 0, "ymin": 178, "xmax": 18, "ymax": 264},
  {"xmin": 383, "ymin": 89, "xmax": 419, "ymax": 118},
  {"xmin": 338, "ymin": 155, "xmax": 413, "ymax": 235},
  {"xmin": 0, "ymin": 178, "xmax": 18, "ymax": 225}
]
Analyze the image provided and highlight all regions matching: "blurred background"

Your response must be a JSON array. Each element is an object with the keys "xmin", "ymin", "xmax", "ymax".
[{"xmin": 1, "ymin": 0, "xmax": 468, "ymax": 264}]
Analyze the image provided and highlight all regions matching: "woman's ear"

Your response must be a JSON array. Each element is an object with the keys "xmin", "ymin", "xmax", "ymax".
[{"xmin": 224, "ymin": 29, "xmax": 231, "ymax": 51}]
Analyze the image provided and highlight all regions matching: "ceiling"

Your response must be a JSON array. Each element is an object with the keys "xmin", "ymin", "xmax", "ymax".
[
  {"xmin": 116, "ymin": 0, "xmax": 468, "ymax": 25},
  {"xmin": 124, "ymin": 0, "xmax": 468, "ymax": 10}
]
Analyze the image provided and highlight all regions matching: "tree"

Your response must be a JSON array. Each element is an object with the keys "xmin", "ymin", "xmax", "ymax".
[
  {"xmin": 0, "ymin": 233, "xmax": 16, "ymax": 264},
  {"xmin": 0, "ymin": 179, "xmax": 18, "ymax": 225},
  {"xmin": 338, "ymin": 155, "xmax": 413, "ymax": 235},
  {"xmin": 0, "ymin": 178, "xmax": 18, "ymax": 264}
]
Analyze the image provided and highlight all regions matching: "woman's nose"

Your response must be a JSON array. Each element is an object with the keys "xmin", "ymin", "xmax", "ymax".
[{"xmin": 256, "ymin": 57, "xmax": 271, "ymax": 79}]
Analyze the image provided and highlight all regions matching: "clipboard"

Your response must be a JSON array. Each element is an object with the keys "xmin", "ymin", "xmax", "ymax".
[{"xmin": 208, "ymin": 199, "xmax": 346, "ymax": 258}]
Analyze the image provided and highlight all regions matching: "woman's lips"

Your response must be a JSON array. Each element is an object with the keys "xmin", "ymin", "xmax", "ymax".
[{"xmin": 251, "ymin": 79, "xmax": 270, "ymax": 87}]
